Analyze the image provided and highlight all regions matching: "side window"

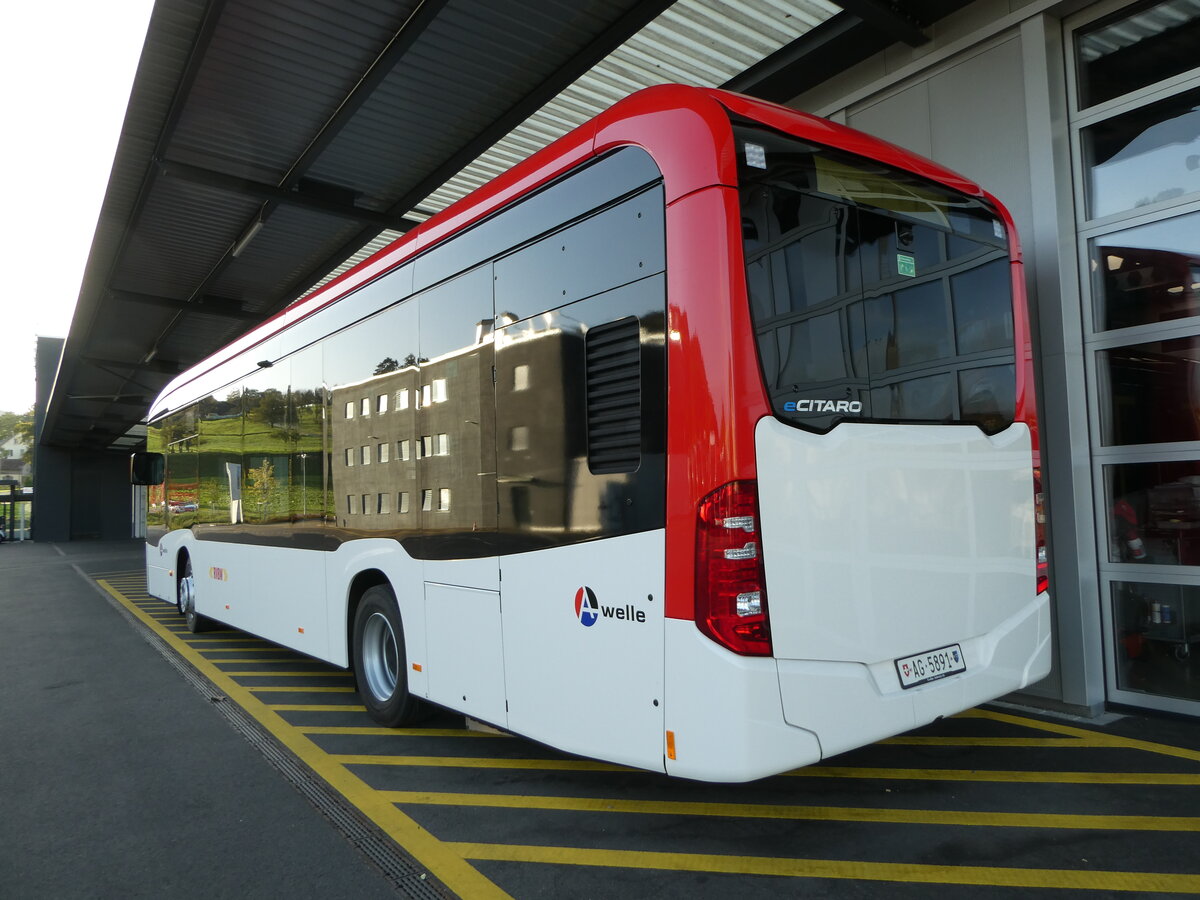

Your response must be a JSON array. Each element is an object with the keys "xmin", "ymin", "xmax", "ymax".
[
  {"xmin": 161, "ymin": 407, "xmax": 198, "ymax": 531},
  {"xmin": 326, "ymin": 298, "xmax": 419, "ymax": 535},
  {"xmin": 496, "ymin": 276, "xmax": 666, "ymax": 550},
  {"xmin": 241, "ymin": 365, "xmax": 291, "ymax": 527},
  {"xmin": 197, "ymin": 387, "xmax": 243, "ymax": 529},
  {"xmin": 414, "ymin": 266, "xmax": 496, "ymax": 557}
]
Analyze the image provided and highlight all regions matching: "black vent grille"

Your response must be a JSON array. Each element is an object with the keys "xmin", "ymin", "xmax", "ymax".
[{"xmin": 586, "ymin": 317, "xmax": 642, "ymax": 474}]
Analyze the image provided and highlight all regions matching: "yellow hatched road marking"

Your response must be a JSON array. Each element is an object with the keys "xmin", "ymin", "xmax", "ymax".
[
  {"xmin": 96, "ymin": 579, "xmax": 509, "ymax": 899},
  {"xmin": 300, "ymin": 726, "xmax": 505, "ymax": 737},
  {"xmin": 180, "ymin": 636, "xmax": 270, "ymax": 643},
  {"xmin": 788, "ymin": 766, "xmax": 1200, "ymax": 785},
  {"xmin": 881, "ymin": 736, "xmax": 1105, "ymax": 748},
  {"xmin": 449, "ymin": 843, "xmax": 1200, "ymax": 893},
  {"xmin": 249, "ymin": 686, "xmax": 356, "ymax": 694},
  {"xmin": 267, "ymin": 704, "xmax": 368, "ymax": 712},
  {"xmin": 329, "ymin": 754, "xmax": 1200, "ymax": 784},
  {"xmin": 198, "ymin": 647, "xmax": 295, "ymax": 653},
  {"xmin": 962, "ymin": 708, "xmax": 1200, "ymax": 765},
  {"xmin": 334, "ymin": 754, "xmax": 629, "ymax": 772},
  {"xmin": 166, "ymin": 629, "xmax": 238, "ymax": 635},
  {"xmin": 380, "ymin": 790, "xmax": 1200, "ymax": 832},
  {"xmin": 223, "ymin": 671, "xmax": 352, "ymax": 677},
  {"xmin": 205, "ymin": 658, "xmax": 308, "ymax": 664}
]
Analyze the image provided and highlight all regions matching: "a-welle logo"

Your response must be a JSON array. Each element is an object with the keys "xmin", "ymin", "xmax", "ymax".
[{"xmin": 573, "ymin": 586, "xmax": 646, "ymax": 627}]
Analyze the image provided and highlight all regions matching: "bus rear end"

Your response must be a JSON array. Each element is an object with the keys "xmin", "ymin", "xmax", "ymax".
[{"xmin": 664, "ymin": 101, "xmax": 1050, "ymax": 781}]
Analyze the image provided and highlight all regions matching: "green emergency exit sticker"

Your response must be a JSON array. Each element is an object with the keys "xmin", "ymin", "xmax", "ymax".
[{"xmin": 897, "ymin": 253, "xmax": 917, "ymax": 278}]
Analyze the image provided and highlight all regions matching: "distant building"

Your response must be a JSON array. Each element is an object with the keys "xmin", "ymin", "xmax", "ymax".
[{"xmin": 0, "ymin": 435, "xmax": 30, "ymax": 482}]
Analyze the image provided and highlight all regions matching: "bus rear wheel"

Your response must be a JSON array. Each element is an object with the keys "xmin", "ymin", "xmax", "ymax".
[{"xmin": 353, "ymin": 585, "xmax": 426, "ymax": 726}]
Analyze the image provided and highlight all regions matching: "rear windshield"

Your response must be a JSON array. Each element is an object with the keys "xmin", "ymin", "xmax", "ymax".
[{"xmin": 736, "ymin": 122, "xmax": 1016, "ymax": 434}]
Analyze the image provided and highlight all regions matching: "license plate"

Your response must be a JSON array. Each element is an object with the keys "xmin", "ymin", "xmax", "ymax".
[{"xmin": 895, "ymin": 644, "xmax": 966, "ymax": 689}]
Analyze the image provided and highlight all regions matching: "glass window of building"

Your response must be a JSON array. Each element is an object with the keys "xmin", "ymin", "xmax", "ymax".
[
  {"xmin": 1072, "ymin": 0, "xmax": 1200, "ymax": 717},
  {"xmin": 1090, "ymin": 213, "xmax": 1200, "ymax": 331},
  {"xmin": 1082, "ymin": 85, "xmax": 1200, "ymax": 220},
  {"xmin": 1076, "ymin": 1, "xmax": 1200, "ymax": 109}
]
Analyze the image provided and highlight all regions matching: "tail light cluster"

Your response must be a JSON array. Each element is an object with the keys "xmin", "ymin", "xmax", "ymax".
[
  {"xmin": 1034, "ymin": 467, "xmax": 1049, "ymax": 595},
  {"xmin": 695, "ymin": 480, "xmax": 772, "ymax": 656}
]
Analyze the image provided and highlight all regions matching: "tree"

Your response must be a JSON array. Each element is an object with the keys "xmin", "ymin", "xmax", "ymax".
[
  {"xmin": 255, "ymin": 389, "xmax": 287, "ymax": 428},
  {"xmin": 0, "ymin": 410, "xmax": 19, "ymax": 444},
  {"xmin": 12, "ymin": 407, "xmax": 35, "ymax": 464},
  {"xmin": 246, "ymin": 457, "xmax": 278, "ymax": 522},
  {"xmin": 374, "ymin": 356, "xmax": 400, "ymax": 375}
]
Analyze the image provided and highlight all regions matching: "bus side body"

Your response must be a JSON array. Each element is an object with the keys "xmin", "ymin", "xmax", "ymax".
[{"xmin": 142, "ymin": 85, "xmax": 1049, "ymax": 783}]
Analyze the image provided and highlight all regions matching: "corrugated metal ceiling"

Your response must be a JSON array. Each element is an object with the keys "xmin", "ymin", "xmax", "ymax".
[{"xmin": 305, "ymin": 0, "xmax": 840, "ymax": 295}]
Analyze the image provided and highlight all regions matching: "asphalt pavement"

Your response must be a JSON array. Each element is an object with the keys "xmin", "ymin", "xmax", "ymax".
[{"xmin": 0, "ymin": 539, "xmax": 407, "ymax": 899}]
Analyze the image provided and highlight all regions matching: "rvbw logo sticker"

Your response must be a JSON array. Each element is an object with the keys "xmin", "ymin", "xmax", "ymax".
[{"xmin": 574, "ymin": 586, "xmax": 647, "ymax": 627}]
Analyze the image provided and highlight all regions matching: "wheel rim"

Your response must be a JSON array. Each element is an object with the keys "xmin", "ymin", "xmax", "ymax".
[
  {"xmin": 361, "ymin": 611, "xmax": 398, "ymax": 702},
  {"xmin": 179, "ymin": 565, "xmax": 196, "ymax": 624}
]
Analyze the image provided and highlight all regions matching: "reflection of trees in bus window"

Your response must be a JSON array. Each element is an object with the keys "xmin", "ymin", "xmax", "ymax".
[
  {"xmin": 197, "ymin": 389, "xmax": 242, "ymax": 526},
  {"xmin": 289, "ymin": 346, "xmax": 326, "ymax": 526},
  {"xmin": 241, "ymin": 365, "xmax": 292, "ymax": 526}
]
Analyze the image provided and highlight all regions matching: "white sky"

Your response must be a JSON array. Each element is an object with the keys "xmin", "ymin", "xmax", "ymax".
[{"xmin": 0, "ymin": 1, "xmax": 155, "ymax": 415}]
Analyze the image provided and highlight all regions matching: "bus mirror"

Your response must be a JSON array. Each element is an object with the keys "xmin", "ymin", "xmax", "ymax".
[{"xmin": 130, "ymin": 452, "xmax": 165, "ymax": 486}]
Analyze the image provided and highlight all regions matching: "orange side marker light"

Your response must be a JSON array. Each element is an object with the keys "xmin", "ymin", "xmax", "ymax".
[
  {"xmin": 297, "ymin": 627, "xmax": 305, "ymax": 634},
  {"xmin": 666, "ymin": 730, "xmax": 676, "ymax": 760},
  {"xmin": 412, "ymin": 663, "xmax": 423, "ymax": 672}
]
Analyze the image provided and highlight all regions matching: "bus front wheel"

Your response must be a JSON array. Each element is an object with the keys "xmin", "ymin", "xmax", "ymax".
[
  {"xmin": 178, "ymin": 556, "xmax": 209, "ymax": 633},
  {"xmin": 353, "ymin": 585, "xmax": 426, "ymax": 726}
]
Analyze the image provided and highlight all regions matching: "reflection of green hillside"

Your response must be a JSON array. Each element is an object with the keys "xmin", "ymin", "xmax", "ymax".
[{"xmin": 155, "ymin": 389, "xmax": 329, "ymax": 532}]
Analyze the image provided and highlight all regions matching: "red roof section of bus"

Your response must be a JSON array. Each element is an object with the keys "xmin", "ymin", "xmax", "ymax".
[{"xmin": 152, "ymin": 83, "xmax": 997, "ymax": 416}]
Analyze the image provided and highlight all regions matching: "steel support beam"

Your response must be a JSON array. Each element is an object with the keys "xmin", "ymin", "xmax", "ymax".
[
  {"xmin": 108, "ymin": 289, "xmax": 260, "ymax": 321},
  {"xmin": 154, "ymin": 158, "xmax": 421, "ymax": 230}
]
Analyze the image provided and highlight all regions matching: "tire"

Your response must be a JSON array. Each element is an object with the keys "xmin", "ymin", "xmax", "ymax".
[
  {"xmin": 178, "ymin": 555, "xmax": 209, "ymax": 634},
  {"xmin": 352, "ymin": 584, "xmax": 426, "ymax": 726}
]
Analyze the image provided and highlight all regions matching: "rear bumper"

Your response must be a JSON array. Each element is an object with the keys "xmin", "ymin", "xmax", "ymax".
[
  {"xmin": 662, "ymin": 592, "xmax": 1050, "ymax": 781},
  {"xmin": 777, "ymin": 591, "xmax": 1051, "ymax": 759}
]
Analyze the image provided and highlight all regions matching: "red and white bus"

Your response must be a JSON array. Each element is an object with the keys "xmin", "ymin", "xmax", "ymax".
[{"xmin": 134, "ymin": 84, "xmax": 1049, "ymax": 782}]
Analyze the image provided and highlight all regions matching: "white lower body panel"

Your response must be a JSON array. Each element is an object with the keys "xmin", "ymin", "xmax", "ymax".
[{"xmin": 664, "ymin": 618, "xmax": 821, "ymax": 782}]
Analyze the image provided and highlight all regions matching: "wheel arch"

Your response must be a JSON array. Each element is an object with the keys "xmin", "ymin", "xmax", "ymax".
[{"xmin": 345, "ymin": 567, "xmax": 392, "ymax": 670}]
